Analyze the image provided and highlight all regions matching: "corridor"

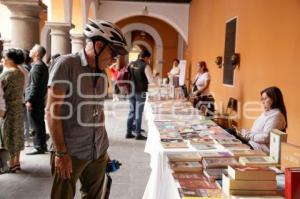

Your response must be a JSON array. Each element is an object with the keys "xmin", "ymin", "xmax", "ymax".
[{"xmin": 0, "ymin": 100, "xmax": 150, "ymax": 199}]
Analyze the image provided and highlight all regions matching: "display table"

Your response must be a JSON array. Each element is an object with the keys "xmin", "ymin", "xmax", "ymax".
[
  {"xmin": 142, "ymin": 100, "xmax": 216, "ymax": 199},
  {"xmin": 141, "ymin": 99, "xmax": 285, "ymax": 199}
]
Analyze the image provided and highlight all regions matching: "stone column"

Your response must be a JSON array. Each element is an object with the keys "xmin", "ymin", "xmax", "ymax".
[
  {"xmin": 2, "ymin": 39, "xmax": 11, "ymax": 50},
  {"xmin": 71, "ymin": 33, "xmax": 85, "ymax": 54},
  {"xmin": 0, "ymin": 0, "xmax": 46, "ymax": 50},
  {"xmin": 46, "ymin": 22, "xmax": 74, "ymax": 55}
]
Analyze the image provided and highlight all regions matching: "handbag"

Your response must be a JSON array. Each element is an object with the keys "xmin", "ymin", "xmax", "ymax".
[{"xmin": 192, "ymin": 74, "xmax": 200, "ymax": 92}]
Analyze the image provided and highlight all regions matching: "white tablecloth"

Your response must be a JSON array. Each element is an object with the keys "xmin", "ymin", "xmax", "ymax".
[{"xmin": 142, "ymin": 102, "xmax": 198, "ymax": 199}]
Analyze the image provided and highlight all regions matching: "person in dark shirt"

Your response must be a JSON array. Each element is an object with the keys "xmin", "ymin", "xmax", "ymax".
[{"xmin": 25, "ymin": 44, "xmax": 49, "ymax": 155}]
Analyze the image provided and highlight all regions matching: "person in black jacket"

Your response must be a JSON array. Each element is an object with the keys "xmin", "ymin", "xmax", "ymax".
[
  {"xmin": 126, "ymin": 50, "xmax": 155, "ymax": 140},
  {"xmin": 25, "ymin": 44, "xmax": 49, "ymax": 155}
]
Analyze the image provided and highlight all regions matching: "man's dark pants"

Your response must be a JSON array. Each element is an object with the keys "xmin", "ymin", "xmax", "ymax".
[{"xmin": 29, "ymin": 106, "xmax": 47, "ymax": 151}]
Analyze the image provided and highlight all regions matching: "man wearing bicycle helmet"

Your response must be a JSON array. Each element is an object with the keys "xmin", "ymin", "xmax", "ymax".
[{"xmin": 46, "ymin": 19, "xmax": 127, "ymax": 199}]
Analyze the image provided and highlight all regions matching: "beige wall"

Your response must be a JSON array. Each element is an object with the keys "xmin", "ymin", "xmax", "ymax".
[
  {"xmin": 188, "ymin": 0, "xmax": 300, "ymax": 145},
  {"xmin": 51, "ymin": 0, "xmax": 65, "ymax": 22}
]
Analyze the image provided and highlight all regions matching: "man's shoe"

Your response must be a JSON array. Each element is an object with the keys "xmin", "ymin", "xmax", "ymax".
[
  {"xmin": 135, "ymin": 134, "xmax": 147, "ymax": 140},
  {"xmin": 125, "ymin": 134, "xmax": 135, "ymax": 139},
  {"xmin": 26, "ymin": 149, "xmax": 45, "ymax": 155}
]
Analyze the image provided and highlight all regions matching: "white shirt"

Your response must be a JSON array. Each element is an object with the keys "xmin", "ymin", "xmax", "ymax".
[
  {"xmin": 169, "ymin": 66, "xmax": 180, "ymax": 76},
  {"xmin": 0, "ymin": 81, "xmax": 6, "ymax": 111},
  {"xmin": 248, "ymin": 108, "xmax": 286, "ymax": 154},
  {"xmin": 145, "ymin": 64, "xmax": 156, "ymax": 85},
  {"xmin": 194, "ymin": 72, "xmax": 210, "ymax": 96}
]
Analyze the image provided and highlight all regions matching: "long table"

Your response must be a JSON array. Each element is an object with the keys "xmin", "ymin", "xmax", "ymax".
[
  {"xmin": 141, "ymin": 98, "xmax": 285, "ymax": 199},
  {"xmin": 142, "ymin": 99, "xmax": 214, "ymax": 199}
]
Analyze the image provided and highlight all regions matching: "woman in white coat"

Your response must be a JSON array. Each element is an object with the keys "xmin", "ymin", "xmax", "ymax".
[{"xmin": 238, "ymin": 86, "xmax": 287, "ymax": 154}]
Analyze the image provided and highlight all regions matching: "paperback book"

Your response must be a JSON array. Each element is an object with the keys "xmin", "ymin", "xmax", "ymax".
[
  {"xmin": 239, "ymin": 156, "xmax": 278, "ymax": 166},
  {"xmin": 228, "ymin": 165, "xmax": 276, "ymax": 181},
  {"xmin": 161, "ymin": 142, "xmax": 188, "ymax": 149},
  {"xmin": 170, "ymin": 161, "xmax": 203, "ymax": 172},
  {"xmin": 167, "ymin": 153, "xmax": 202, "ymax": 162},
  {"xmin": 202, "ymin": 157, "xmax": 239, "ymax": 169}
]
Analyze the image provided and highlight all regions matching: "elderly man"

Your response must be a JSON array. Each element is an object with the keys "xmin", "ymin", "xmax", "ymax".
[
  {"xmin": 25, "ymin": 44, "xmax": 49, "ymax": 155},
  {"xmin": 47, "ymin": 19, "xmax": 128, "ymax": 199}
]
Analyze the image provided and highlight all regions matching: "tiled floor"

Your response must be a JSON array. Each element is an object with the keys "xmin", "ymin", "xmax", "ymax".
[{"xmin": 0, "ymin": 100, "xmax": 150, "ymax": 199}]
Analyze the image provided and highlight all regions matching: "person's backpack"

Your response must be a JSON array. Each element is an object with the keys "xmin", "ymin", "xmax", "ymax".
[{"xmin": 115, "ymin": 63, "xmax": 133, "ymax": 94}]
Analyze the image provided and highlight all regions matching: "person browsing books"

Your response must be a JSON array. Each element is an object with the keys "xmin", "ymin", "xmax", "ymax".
[
  {"xmin": 236, "ymin": 86, "xmax": 287, "ymax": 154},
  {"xmin": 47, "ymin": 19, "xmax": 128, "ymax": 198}
]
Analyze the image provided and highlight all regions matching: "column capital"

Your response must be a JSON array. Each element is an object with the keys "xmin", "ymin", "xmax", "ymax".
[
  {"xmin": 46, "ymin": 22, "xmax": 75, "ymax": 32},
  {"xmin": 70, "ymin": 33, "xmax": 85, "ymax": 40},
  {"xmin": 46, "ymin": 22, "xmax": 74, "ymax": 55},
  {"xmin": 71, "ymin": 33, "xmax": 85, "ymax": 54},
  {"xmin": 0, "ymin": 0, "xmax": 47, "ymax": 15}
]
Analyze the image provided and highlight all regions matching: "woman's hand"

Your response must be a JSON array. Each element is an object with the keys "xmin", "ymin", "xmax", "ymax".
[{"xmin": 238, "ymin": 129, "xmax": 252, "ymax": 141}]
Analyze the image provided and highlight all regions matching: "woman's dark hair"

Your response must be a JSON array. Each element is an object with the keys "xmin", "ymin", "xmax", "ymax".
[
  {"xmin": 198, "ymin": 61, "xmax": 208, "ymax": 72},
  {"xmin": 2, "ymin": 48, "xmax": 25, "ymax": 65},
  {"xmin": 22, "ymin": 49, "xmax": 31, "ymax": 64},
  {"xmin": 173, "ymin": 58, "xmax": 180, "ymax": 64},
  {"xmin": 261, "ymin": 86, "xmax": 288, "ymax": 128}
]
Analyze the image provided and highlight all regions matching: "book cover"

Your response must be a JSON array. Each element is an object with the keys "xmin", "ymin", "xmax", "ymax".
[
  {"xmin": 228, "ymin": 165, "xmax": 276, "ymax": 181},
  {"xmin": 216, "ymin": 138, "xmax": 242, "ymax": 144},
  {"xmin": 191, "ymin": 143, "xmax": 217, "ymax": 151},
  {"xmin": 210, "ymin": 133, "xmax": 236, "ymax": 139},
  {"xmin": 208, "ymin": 126, "xmax": 227, "ymax": 134},
  {"xmin": 285, "ymin": 167, "xmax": 300, "ymax": 199},
  {"xmin": 161, "ymin": 142, "xmax": 188, "ymax": 149},
  {"xmin": 178, "ymin": 188, "xmax": 222, "ymax": 198},
  {"xmin": 269, "ymin": 129, "xmax": 287, "ymax": 164},
  {"xmin": 161, "ymin": 138, "xmax": 184, "ymax": 143},
  {"xmin": 203, "ymin": 168, "xmax": 228, "ymax": 181},
  {"xmin": 221, "ymin": 143, "xmax": 251, "ymax": 150},
  {"xmin": 167, "ymin": 153, "xmax": 202, "ymax": 162},
  {"xmin": 170, "ymin": 161, "xmax": 202, "ymax": 172},
  {"xmin": 202, "ymin": 157, "xmax": 239, "ymax": 169},
  {"xmin": 198, "ymin": 151, "xmax": 233, "ymax": 158},
  {"xmin": 229, "ymin": 149, "xmax": 266, "ymax": 157},
  {"xmin": 239, "ymin": 156, "xmax": 278, "ymax": 166},
  {"xmin": 189, "ymin": 137, "xmax": 215, "ymax": 144},
  {"xmin": 178, "ymin": 179, "xmax": 219, "ymax": 190},
  {"xmin": 180, "ymin": 132, "xmax": 201, "ymax": 139},
  {"xmin": 173, "ymin": 172, "xmax": 207, "ymax": 181}
]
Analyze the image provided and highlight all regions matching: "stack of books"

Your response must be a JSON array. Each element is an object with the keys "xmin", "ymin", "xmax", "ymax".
[
  {"xmin": 202, "ymin": 157, "xmax": 239, "ymax": 181},
  {"xmin": 239, "ymin": 156, "xmax": 278, "ymax": 167},
  {"xmin": 171, "ymin": 168, "xmax": 223, "ymax": 198},
  {"xmin": 222, "ymin": 165, "xmax": 280, "ymax": 198},
  {"xmin": 229, "ymin": 149, "xmax": 266, "ymax": 158}
]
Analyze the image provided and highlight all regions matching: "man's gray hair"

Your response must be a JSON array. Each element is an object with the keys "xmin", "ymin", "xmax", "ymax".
[{"xmin": 34, "ymin": 44, "xmax": 46, "ymax": 59}]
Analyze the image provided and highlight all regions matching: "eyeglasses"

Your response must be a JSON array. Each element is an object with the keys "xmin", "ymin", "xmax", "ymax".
[{"xmin": 108, "ymin": 45, "xmax": 119, "ymax": 59}]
